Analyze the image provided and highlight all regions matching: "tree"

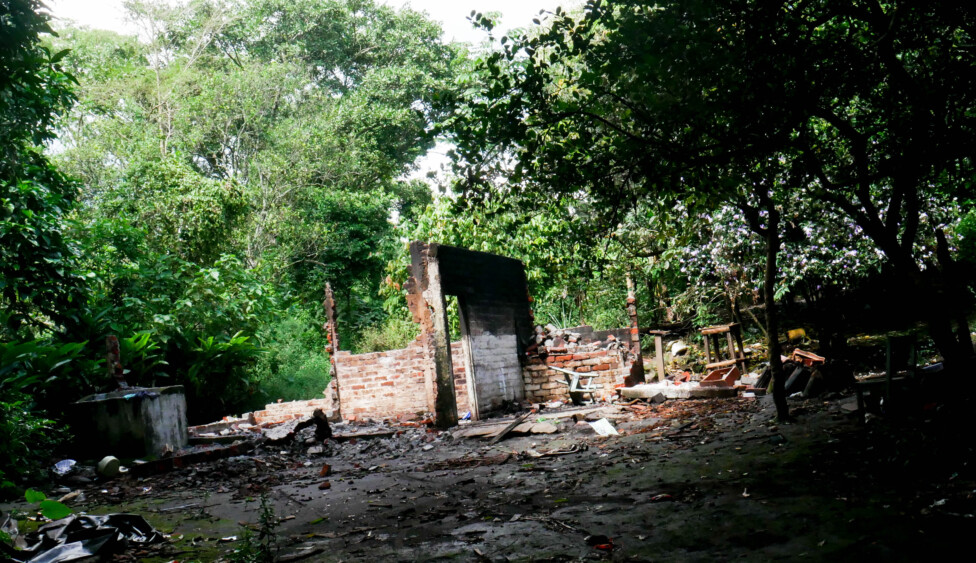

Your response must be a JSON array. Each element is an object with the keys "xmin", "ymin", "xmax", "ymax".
[
  {"xmin": 53, "ymin": 0, "xmax": 461, "ymax": 331},
  {"xmin": 445, "ymin": 0, "xmax": 976, "ymax": 419},
  {"xmin": 0, "ymin": 0, "xmax": 83, "ymax": 338}
]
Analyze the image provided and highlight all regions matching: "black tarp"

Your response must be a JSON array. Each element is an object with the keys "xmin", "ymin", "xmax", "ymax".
[{"xmin": 1, "ymin": 513, "xmax": 164, "ymax": 563}]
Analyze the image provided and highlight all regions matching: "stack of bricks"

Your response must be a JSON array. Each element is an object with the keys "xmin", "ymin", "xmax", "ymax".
[
  {"xmin": 330, "ymin": 338, "xmax": 470, "ymax": 422},
  {"xmin": 249, "ymin": 398, "xmax": 335, "ymax": 425},
  {"xmin": 522, "ymin": 344, "xmax": 630, "ymax": 403}
]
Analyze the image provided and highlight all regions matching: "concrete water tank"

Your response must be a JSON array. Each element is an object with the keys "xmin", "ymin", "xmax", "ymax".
[{"xmin": 70, "ymin": 386, "xmax": 188, "ymax": 459}]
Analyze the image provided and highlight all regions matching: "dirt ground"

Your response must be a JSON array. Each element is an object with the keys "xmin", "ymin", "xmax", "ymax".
[{"xmin": 6, "ymin": 390, "xmax": 976, "ymax": 562}]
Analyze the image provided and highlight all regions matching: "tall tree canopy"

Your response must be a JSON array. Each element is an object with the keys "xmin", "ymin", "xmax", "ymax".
[
  {"xmin": 446, "ymin": 0, "xmax": 976, "ymax": 418},
  {"xmin": 53, "ymin": 0, "xmax": 460, "ymax": 331}
]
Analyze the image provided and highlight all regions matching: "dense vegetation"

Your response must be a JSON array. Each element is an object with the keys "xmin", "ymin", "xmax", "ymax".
[
  {"xmin": 445, "ymin": 0, "xmax": 976, "ymax": 418},
  {"xmin": 2, "ymin": 0, "xmax": 974, "ymax": 489}
]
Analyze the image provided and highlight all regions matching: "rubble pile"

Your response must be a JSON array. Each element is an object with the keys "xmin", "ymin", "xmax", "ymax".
[{"xmin": 531, "ymin": 324, "xmax": 624, "ymax": 353}]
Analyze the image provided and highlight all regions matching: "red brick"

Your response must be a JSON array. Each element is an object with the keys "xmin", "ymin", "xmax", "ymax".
[{"xmin": 593, "ymin": 364, "xmax": 611, "ymax": 371}]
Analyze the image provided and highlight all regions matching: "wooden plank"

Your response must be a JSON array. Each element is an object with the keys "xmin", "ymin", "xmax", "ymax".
[
  {"xmin": 488, "ymin": 411, "xmax": 533, "ymax": 444},
  {"xmin": 705, "ymin": 359, "xmax": 738, "ymax": 370},
  {"xmin": 725, "ymin": 331, "xmax": 737, "ymax": 363}
]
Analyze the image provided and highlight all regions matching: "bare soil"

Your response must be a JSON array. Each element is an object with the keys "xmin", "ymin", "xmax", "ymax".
[{"xmin": 6, "ymin": 391, "xmax": 975, "ymax": 562}]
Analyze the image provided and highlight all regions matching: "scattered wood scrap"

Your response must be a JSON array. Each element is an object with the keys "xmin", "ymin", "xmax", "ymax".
[{"xmin": 489, "ymin": 411, "xmax": 534, "ymax": 445}]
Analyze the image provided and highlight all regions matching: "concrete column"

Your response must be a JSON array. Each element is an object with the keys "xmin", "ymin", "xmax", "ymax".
[{"xmin": 422, "ymin": 250, "xmax": 459, "ymax": 429}]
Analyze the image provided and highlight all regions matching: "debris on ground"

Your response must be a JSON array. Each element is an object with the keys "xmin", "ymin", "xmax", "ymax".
[
  {"xmin": 7, "ymin": 355, "xmax": 971, "ymax": 561},
  {"xmin": 0, "ymin": 513, "xmax": 165, "ymax": 563}
]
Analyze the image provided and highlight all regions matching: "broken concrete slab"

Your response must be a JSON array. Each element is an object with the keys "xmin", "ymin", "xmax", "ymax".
[{"xmin": 621, "ymin": 382, "xmax": 738, "ymax": 400}]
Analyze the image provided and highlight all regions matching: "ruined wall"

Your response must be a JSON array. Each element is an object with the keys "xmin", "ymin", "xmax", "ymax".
[
  {"xmin": 328, "ymin": 339, "xmax": 470, "ymax": 421},
  {"xmin": 522, "ymin": 343, "xmax": 632, "ymax": 404},
  {"xmin": 250, "ymin": 398, "xmax": 336, "ymax": 425},
  {"xmin": 461, "ymin": 297, "xmax": 525, "ymax": 411}
]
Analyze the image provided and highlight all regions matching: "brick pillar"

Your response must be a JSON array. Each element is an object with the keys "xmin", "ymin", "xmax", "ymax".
[
  {"xmin": 323, "ymin": 282, "xmax": 342, "ymax": 418},
  {"xmin": 626, "ymin": 275, "xmax": 646, "ymax": 385}
]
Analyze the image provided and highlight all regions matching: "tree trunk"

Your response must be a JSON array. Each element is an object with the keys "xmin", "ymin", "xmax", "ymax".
[
  {"xmin": 763, "ymin": 207, "xmax": 789, "ymax": 421},
  {"xmin": 936, "ymin": 229, "xmax": 974, "ymax": 361}
]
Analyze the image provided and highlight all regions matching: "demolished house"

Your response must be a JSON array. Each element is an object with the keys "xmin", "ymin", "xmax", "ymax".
[{"xmin": 319, "ymin": 241, "xmax": 644, "ymax": 427}]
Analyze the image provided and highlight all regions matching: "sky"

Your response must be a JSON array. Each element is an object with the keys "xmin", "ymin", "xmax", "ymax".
[{"xmin": 47, "ymin": 0, "xmax": 578, "ymax": 45}]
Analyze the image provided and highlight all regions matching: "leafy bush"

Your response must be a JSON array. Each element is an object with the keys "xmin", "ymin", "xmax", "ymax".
[
  {"xmin": 249, "ymin": 311, "xmax": 331, "ymax": 406},
  {"xmin": 353, "ymin": 317, "xmax": 419, "ymax": 353},
  {"xmin": 0, "ymin": 339, "xmax": 100, "ymax": 408},
  {"xmin": 185, "ymin": 332, "xmax": 265, "ymax": 423},
  {"xmin": 0, "ymin": 394, "xmax": 68, "ymax": 493},
  {"xmin": 118, "ymin": 331, "xmax": 168, "ymax": 387}
]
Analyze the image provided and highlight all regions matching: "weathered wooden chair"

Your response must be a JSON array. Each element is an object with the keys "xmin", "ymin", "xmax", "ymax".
[{"xmin": 549, "ymin": 365, "xmax": 603, "ymax": 405}]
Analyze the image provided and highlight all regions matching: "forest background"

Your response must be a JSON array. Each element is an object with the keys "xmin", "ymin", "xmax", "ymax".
[{"xmin": 3, "ymin": 0, "xmax": 975, "ymax": 491}]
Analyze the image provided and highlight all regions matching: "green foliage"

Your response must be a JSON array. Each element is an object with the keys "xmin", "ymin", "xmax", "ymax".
[
  {"xmin": 52, "ymin": 0, "xmax": 460, "ymax": 314},
  {"xmin": 353, "ymin": 317, "xmax": 419, "ymax": 354},
  {"xmin": 24, "ymin": 489, "xmax": 72, "ymax": 520},
  {"xmin": 105, "ymin": 155, "xmax": 248, "ymax": 264},
  {"xmin": 118, "ymin": 331, "xmax": 168, "ymax": 385},
  {"xmin": 44, "ymin": 1, "xmax": 463, "ymax": 403},
  {"xmin": 231, "ymin": 494, "xmax": 278, "ymax": 563},
  {"xmin": 186, "ymin": 332, "xmax": 263, "ymax": 421},
  {"xmin": 954, "ymin": 210, "xmax": 976, "ymax": 266},
  {"xmin": 1, "ymin": 0, "xmax": 83, "ymax": 338},
  {"xmin": 0, "ymin": 0, "xmax": 76, "ymax": 157},
  {"xmin": 383, "ymin": 192, "xmax": 641, "ymax": 333},
  {"xmin": 443, "ymin": 0, "xmax": 976, "ymax": 367},
  {"xmin": 0, "ymin": 339, "xmax": 98, "ymax": 406},
  {"xmin": 0, "ymin": 396, "xmax": 68, "ymax": 489},
  {"xmin": 249, "ymin": 311, "xmax": 331, "ymax": 405}
]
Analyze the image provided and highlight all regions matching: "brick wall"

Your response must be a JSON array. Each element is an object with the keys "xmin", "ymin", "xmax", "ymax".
[
  {"xmin": 249, "ymin": 398, "xmax": 335, "ymax": 425},
  {"xmin": 521, "ymin": 344, "xmax": 631, "ymax": 404},
  {"xmin": 451, "ymin": 341, "xmax": 471, "ymax": 416},
  {"xmin": 328, "ymin": 338, "xmax": 470, "ymax": 421},
  {"xmin": 249, "ymin": 340, "xmax": 631, "ymax": 425}
]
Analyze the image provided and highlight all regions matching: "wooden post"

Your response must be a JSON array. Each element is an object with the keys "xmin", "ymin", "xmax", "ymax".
[
  {"xmin": 731, "ymin": 323, "xmax": 748, "ymax": 371},
  {"xmin": 725, "ymin": 330, "xmax": 737, "ymax": 368},
  {"xmin": 457, "ymin": 295, "xmax": 480, "ymax": 421},
  {"xmin": 106, "ymin": 335, "xmax": 128, "ymax": 389},
  {"xmin": 654, "ymin": 333, "xmax": 666, "ymax": 381}
]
